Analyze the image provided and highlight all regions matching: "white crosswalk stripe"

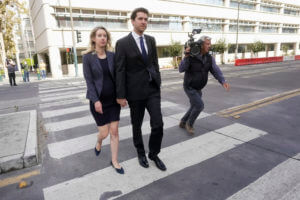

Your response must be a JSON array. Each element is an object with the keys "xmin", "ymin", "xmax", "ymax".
[
  {"xmin": 43, "ymin": 123, "xmax": 267, "ymax": 200},
  {"xmin": 47, "ymin": 111, "xmax": 210, "ymax": 159},
  {"xmin": 40, "ymin": 89, "xmax": 85, "ymax": 98},
  {"xmin": 226, "ymin": 153, "xmax": 300, "ymax": 200},
  {"xmin": 39, "ymin": 99, "xmax": 89, "ymax": 109},
  {"xmin": 40, "ymin": 93, "xmax": 85, "ymax": 102},
  {"xmin": 42, "ymin": 101, "xmax": 180, "ymax": 119},
  {"xmin": 44, "ymin": 101, "xmax": 185, "ymax": 132},
  {"xmin": 39, "ymin": 86, "xmax": 86, "ymax": 94}
]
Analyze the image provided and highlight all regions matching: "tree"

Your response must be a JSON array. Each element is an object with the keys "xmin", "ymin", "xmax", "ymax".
[
  {"xmin": 281, "ymin": 44, "xmax": 289, "ymax": 56},
  {"xmin": 165, "ymin": 40, "xmax": 182, "ymax": 68},
  {"xmin": 248, "ymin": 41, "xmax": 265, "ymax": 57},
  {"xmin": 211, "ymin": 38, "xmax": 227, "ymax": 64},
  {"xmin": 0, "ymin": 0, "xmax": 27, "ymax": 71}
]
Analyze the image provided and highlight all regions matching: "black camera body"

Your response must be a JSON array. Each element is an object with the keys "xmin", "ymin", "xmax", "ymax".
[{"xmin": 184, "ymin": 29, "xmax": 202, "ymax": 57}]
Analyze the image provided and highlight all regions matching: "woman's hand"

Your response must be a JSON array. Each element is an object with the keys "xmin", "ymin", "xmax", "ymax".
[{"xmin": 94, "ymin": 101, "xmax": 103, "ymax": 114}]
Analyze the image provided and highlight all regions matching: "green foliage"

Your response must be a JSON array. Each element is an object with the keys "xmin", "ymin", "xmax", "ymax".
[
  {"xmin": 211, "ymin": 38, "xmax": 227, "ymax": 54},
  {"xmin": 281, "ymin": 45, "xmax": 289, "ymax": 56},
  {"xmin": 0, "ymin": 0, "xmax": 28, "ymax": 58},
  {"xmin": 22, "ymin": 58, "xmax": 34, "ymax": 66},
  {"xmin": 248, "ymin": 41, "xmax": 265, "ymax": 54},
  {"xmin": 165, "ymin": 40, "xmax": 182, "ymax": 57},
  {"xmin": 165, "ymin": 40, "xmax": 182, "ymax": 68}
]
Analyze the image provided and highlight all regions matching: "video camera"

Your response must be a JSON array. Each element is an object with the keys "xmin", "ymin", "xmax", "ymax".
[{"xmin": 184, "ymin": 28, "xmax": 202, "ymax": 57}]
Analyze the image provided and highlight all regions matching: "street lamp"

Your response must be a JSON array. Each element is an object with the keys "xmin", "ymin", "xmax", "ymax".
[
  {"xmin": 68, "ymin": 0, "xmax": 78, "ymax": 77},
  {"xmin": 235, "ymin": 0, "xmax": 242, "ymax": 59}
]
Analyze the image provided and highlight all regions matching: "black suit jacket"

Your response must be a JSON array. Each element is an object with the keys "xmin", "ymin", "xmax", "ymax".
[
  {"xmin": 115, "ymin": 33, "xmax": 161, "ymax": 101},
  {"xmin": 83, "ymin": 51, "xmax": 115, "ymax": 103}
]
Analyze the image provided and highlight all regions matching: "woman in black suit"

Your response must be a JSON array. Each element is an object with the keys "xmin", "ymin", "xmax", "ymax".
[{"xmin": 83, "ymin": 26, "xmax": 124, "ymax": 174}]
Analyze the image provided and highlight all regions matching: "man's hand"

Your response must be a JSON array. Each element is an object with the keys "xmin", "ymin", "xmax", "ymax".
[
  {"xmin": 184, "ymin": 47, "xmax": 191, "ymax": 58},
  {"xmin": 94, "ymin": 101, "xmax": 103, "ymax": 114},
  {"xmin": 222, "ymin": 82, "xmax": 230, "ymax": 92},
  {"xmin": 117, "ymin": 98, "xmax": 127, "ymax": 107}
]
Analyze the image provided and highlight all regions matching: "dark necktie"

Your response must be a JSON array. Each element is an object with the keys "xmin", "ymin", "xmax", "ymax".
[{"xmin": 139, "ymin": 36, "xmax": 148, "ymax": 63}]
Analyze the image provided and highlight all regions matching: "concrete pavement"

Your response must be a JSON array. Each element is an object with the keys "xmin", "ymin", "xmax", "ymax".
[{"xmin": 0, "ymin": 110, "xmax": 37, "ymax": 174}]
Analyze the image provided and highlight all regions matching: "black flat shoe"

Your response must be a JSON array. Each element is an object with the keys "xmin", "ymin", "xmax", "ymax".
[
  {"xmin": 149, "ymin": 156, "xmax": 167, "ymax": 171},
  {"xmin": 94, "ymin": 147, "xmax": 101, "ymax": 156},
  {"xmin": 110, "ymin": 161, "xmax": 124, "ymax": 174},
  {"xmin": 138, "ymin": 155, "xmax": 149, "ymax": 168}
]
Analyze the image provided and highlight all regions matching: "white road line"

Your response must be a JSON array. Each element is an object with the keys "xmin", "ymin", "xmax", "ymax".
[
  {"xmin": 44, "ymin": 101, "xmax": 184, "ymax": 132},
  {"xmin": 40, "ymin": 93, "xmax": 85, "ymax": 102},
  {"xmin": 43, "ymin": 123, "xmax": 267, "ymax": 200},
  {"xmin": 39, "ymin": 86, "xmax": 86, "ymax": 94},
  {"xmin": 40, "ymin": 90, "xmax": 85, "ymax": 98},
  {"xmin": 226, "ymin": 153, "xmax": 300, "ymax": 200},
  {"xmin": 39, "ymin": 99, "xmax": 89, "ymax": 109},
  {"xmin": 42, "ymin": 101, "xmax": 179, "ymax": 119},
  {"xmin": 47, "ymin": 112, "xmax": 210, "ymax": 159}
]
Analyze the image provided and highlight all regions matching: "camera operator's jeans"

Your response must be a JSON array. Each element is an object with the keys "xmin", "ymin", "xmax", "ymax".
[{"xmin": 181, "ymin": 86, "xmax": 204, "ymax": 127}]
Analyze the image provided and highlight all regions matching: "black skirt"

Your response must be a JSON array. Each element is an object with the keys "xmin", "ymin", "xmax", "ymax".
[{"xmin": 90, "ymin": 101, "xmax": 121, "ymax": 126}]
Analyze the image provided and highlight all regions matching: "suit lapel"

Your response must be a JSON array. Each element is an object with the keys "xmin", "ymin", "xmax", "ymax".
[
  {"xmin": 92, "ymin": 53, "xmax": 102, "ymax": 72},
  {"xmin": 128, "ymin": 33, "xmax": 142, "ymax": 58},
  {"xmin": 145, "ymin": 35, "xmax": 152, "ymax": 60}
]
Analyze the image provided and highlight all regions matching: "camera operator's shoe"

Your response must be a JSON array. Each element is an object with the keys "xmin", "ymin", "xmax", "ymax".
[
  {"xmin": 179, "ymin": 121, "xmax": 186, "ymax": 129},
  {"xmin": 185, "ymin": 123, "xmax": 194, "ymax": 134}
]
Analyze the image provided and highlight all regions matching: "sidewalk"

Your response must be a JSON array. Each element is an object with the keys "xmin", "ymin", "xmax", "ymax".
[{"xmin": 0, "ymin": 110, "xmax": 37, "ymax": 174}]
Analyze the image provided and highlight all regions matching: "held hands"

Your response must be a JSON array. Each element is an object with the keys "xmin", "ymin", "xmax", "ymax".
[
  {"xmin": 222, "ymin": 82, "xmax": 230, "ymax": 92},
  {"xmin": 117, "ymin": 98, "xmax": 127, "ymax": 107},
  {"xmin": 94, "ymin": 101, "xmax": 103, "ymax": 114}
]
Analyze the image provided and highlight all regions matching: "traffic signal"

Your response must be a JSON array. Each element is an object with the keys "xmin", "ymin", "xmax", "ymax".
[{"xmin": 76, "ymin": 30, "xmax": 82, "ymax": 43}]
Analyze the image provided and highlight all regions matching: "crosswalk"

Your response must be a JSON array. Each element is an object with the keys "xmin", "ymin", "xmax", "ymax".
[{"xmin": 37, "ymin": 73, "xmax": 300, "ymax": 200}]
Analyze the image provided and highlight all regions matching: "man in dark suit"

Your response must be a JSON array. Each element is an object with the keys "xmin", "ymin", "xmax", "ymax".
[{"xmin": 115, "ymin": 7, "xmax": 166, "ymax": 171}]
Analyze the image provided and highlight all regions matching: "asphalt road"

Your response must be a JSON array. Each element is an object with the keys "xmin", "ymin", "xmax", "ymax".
[{"xmin": 0, "ymin": 61, "xmax": 300, "ymax": 200}]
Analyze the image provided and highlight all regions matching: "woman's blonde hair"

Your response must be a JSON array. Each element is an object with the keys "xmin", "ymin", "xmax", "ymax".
[{"xmin": 82, "ymin": 26, "xmax": 112, "ymax": 55}]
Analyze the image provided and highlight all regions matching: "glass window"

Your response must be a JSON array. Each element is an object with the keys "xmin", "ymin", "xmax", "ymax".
[
  {"xmin": 259, "ymin": 27, "xmax": 278, "ymax": 33},
  {"xmin": 191, "ymin": 18, "xmax": 224, "ymax": 32},
  {"xmin": 266, "ymin": 44, "xmax": 274, "ymax": 51},
  {"xmin": 82, "ymin": 10, "xmax": 94, "ymax": 14},
  {"xmin": 96, "ymin": 10, "xmax": 107, "ymax": 15},
  {"xmin": 260, "ymin": 6, "xmax": 279, "ymax": 13},
  {"xmin": 230, "ymin": 0, "xmax": 255, "ymax": 10},
  {"xmin": 148, "ymin": 15, "xmax": 182, "ymax": 31},
  {"xmin": 259, "ymin": 23, "xmax": 279, "ymax": 33},
  {"xmin": 157, "ymin": 46, "xmax": 171, "ymax": 58},
  {"xmin": 281, "ymin": 43, "xmax": 294, "ymax": 50},
  {"xmin": 56, "ymin": 8, "xmax": 65, "ymax": 13},
  {"xmin": 282, "ymin": 28, "xmax": 297, "ymax": 34},
  {"xmin": 72, "ymin": 9, "xmax": 80, "ymax": 13},
  {"xmin": 284, "ymin": 9, "xmax": 299, "ymax": 16}
]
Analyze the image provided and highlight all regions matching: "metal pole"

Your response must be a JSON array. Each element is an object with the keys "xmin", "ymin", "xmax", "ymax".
[
  {"xmin": 235, "ymin": 0, "xmax": 241, "ymax": 59},
  {"xmin": 68, "ymin": 0, "xmax": 78, "ymax": 77}
]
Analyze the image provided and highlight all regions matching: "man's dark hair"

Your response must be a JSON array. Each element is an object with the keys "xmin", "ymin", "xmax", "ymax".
[{"xmin": 130, "ymin": 7, "xmax": 149, "ymax": 20}]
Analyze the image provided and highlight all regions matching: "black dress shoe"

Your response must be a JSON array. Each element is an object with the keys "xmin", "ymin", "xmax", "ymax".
[
  {"xmin": 110, "ymin": 161, "xmax": 124, "ymax": 174},
  {"xmin": 149, "ymin": 156, "xmax": 166, "ymax": 171},
  {"xmin": 94, "ymin": 147, "xmax": 101, "ymax": 156},
  {"xmin": 138, "ymin": 156, "xmax": 149, "ymax": 168}
]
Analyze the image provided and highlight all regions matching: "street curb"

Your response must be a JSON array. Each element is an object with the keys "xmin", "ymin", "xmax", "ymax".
[
  {"xmin": 24, "ymin": 110, "xmax": 38, "ymax": 167},
  {"xmin": 0, "ymin": 110, "xmax": 37, "ymax": 173}
]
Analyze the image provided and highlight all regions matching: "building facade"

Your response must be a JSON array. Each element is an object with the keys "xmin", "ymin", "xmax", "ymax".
[{"xmin": 29, "ymin": 0, "xmax": 300, "ymax": 78}]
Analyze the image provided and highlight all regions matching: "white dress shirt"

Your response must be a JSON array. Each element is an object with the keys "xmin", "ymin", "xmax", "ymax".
[{"xmin": 131, "ymin": 31, "xmax": 148, "ymax": 54}]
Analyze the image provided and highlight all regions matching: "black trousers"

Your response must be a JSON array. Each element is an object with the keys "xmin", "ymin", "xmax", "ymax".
[
  {"xmin": 128, "ymin": 94, "xmax": 164, "ymax": 158},
  {"xmin": 8, "ymin": 73, "xmax": 16, "ymax": 86}
]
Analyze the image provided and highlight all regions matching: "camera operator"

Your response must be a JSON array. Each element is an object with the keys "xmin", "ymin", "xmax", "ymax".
[{"xmin": 179, "ymin": 35, "xmax": 230, "ymax": 134}]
